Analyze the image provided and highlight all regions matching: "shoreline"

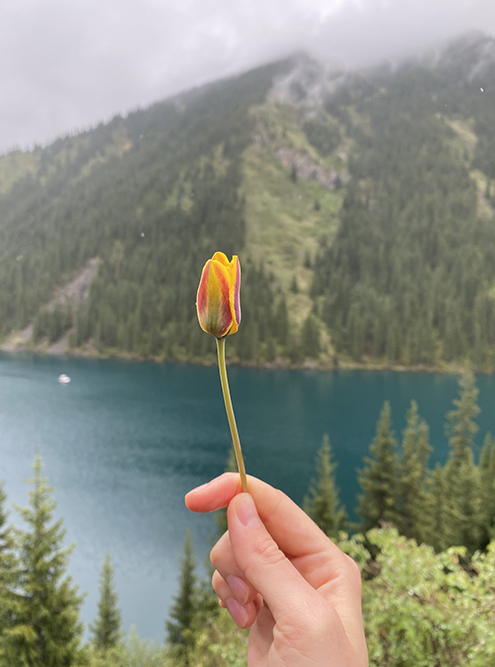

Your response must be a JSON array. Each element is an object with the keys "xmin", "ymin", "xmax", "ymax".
[{"xmin": 0, "ymin": 344, "xmax": 489, "ymax": 376}]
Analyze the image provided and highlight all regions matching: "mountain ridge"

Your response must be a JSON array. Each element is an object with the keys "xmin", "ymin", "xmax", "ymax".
[{"xmin": 2, "ymin": 32, "xmax": 495, "ymax": 371}]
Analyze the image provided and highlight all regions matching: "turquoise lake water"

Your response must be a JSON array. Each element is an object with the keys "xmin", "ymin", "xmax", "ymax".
[{"xmin": 1, "ymin": 352, "xmax": 494, "ymax": 640}]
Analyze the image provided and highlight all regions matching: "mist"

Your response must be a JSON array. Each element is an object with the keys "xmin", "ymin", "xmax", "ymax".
[{"xmin": 0, "ymin": 0, "xmax": 493, "ymax": 154}]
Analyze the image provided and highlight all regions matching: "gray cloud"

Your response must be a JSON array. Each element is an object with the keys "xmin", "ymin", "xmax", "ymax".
[{"xmin": 0, "ymin": 0, "xmax": 493, "ymax": 154}]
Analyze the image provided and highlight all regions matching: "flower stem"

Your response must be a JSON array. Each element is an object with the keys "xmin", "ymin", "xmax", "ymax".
[{"xmin": 216, "ymin": 337, "xmax": 248, "ymax": 493}]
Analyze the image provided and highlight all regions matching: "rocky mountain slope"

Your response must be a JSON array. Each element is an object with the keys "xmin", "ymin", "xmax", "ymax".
[{"xmin": 1, "ymin": 32, "xmax": 495, "ymax": 370}]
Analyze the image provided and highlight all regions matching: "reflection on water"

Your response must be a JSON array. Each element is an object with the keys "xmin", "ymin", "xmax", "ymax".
[{"xmin": 1, "ymin": 352, "xmax": 494, "ymax": 639}]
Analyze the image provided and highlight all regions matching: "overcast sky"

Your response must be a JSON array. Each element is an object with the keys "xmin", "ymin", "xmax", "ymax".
[{"xmin": 0, "ymin": 0, "xmax": 493, "ymax": 154}]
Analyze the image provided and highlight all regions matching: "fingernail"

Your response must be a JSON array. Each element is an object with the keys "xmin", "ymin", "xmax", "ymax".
[
  {"xmin": 236, "ymin": 494, "xmax": 261, "ymax": 528},
  {"xmin": 226, "ymin": 598, "xmax": 249, "ymax": 628},
  {"xmin": 227, "ymin": 575, "xmax": 250, "ymax": 604}
]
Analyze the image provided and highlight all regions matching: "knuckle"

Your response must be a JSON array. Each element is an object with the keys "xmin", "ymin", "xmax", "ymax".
[
  {"xmin": 210, "ymin": 543, "xmax": 221, "ymax": 568},
  {"xmin": 344, "ymin": 554, "xmax": 362, "ymax": 590},
  {"xmin": 251, "ymin": 536, "xmax": 286, "ymax": 568},
  {"xmin": 209, "ymin": 531, "xmax": 230, "ymax": 570},
  {"xmin": 280, "ymin": 603, "xmax": 330, "ymax": 639}
]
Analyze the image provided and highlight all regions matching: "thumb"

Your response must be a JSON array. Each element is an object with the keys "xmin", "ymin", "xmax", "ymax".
[{"xmin": 227, "ymin": 493, "xmax": 325, "ymax": 623}]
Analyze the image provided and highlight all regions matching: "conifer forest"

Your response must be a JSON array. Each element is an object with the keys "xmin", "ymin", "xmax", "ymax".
[{"xmin": 2, "ymin": 33, "xmax": 495, "ymax": 372}]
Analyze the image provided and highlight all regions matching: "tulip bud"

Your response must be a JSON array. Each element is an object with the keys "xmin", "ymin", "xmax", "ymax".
[{"xmin": 196, "ymin": 252, "xmax": 241, "ymax": 338}]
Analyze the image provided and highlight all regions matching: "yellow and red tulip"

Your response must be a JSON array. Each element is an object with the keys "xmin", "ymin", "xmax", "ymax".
[
  {"xmin": 196, "ymin": 251, "xmax": 247, "ymax": 492},
  {"xmin": 196, "ymin": 252, "xmax": 241, "ymax": 339}
]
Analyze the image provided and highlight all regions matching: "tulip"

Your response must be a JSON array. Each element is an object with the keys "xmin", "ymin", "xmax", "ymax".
[
  {"xmin": 196, "ymin": 252, "xmax": 247, "ymax": 493},
  {"xmin": 196, "ymin": 251, "xmax": 241, "ymax": 339}
]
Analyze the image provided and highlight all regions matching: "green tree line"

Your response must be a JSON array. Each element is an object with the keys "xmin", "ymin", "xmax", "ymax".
[
  {"xmin": 4, "ymin": 43, "xmax": 495, "ymax": 370},
  {"xmin": 312, "ymin": 64, "xmax": 495, "ymax": 368}
]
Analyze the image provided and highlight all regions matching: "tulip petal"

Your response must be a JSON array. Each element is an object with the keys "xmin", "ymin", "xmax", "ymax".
[
  {"xmin": 212, "ymin": 251, "xmax": 230, "ymax": 266},
  {"xmin": 197, "ymin": 259, "xmax": 234, "ymax": 338},
  {"xmin": 196, "ymin": 252, "xmax": 241, "ymax": 338},
  {"xmin": 229, "ymin": 256, "xmax": 241, "ymax": 333}
]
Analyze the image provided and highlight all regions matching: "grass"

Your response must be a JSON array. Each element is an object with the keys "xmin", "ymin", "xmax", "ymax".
[{"xmin": 242, "ymin": 102, "xmax": 344, "ymax": 327}]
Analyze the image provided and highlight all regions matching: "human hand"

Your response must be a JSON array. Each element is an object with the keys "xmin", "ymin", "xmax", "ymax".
[{"xmin": 186, "ymin": 473, "xmax": 368, "ymax": 667}]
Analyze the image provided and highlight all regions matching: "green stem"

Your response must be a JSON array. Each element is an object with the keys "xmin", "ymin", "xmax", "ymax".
[{"xmin": 216, "ymin": 337, "xmax": 248, "ymax": 493}]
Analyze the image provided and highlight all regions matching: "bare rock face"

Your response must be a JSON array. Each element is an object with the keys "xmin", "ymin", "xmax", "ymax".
[
  {"xmin": 252, "ymin": 101, "xmax": 349, "ymax": 190},
  {"xmin": 50, "ymin": 257, "xmax": 101, "ymax": 310},
  {"xmin": 275, "ymin": 147, "xmax": 349, "ymax": 189},
  {"xmin": 249, "ymin": 53, "xmax": 352, "ymax": 190},
  {"xmin": 1, "ymin": 257, "xmax": 101, "ymax": 353}
]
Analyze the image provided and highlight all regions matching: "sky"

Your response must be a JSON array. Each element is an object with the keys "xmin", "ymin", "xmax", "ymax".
[{"xmin": 0, "ymin": 0, "xmax": 494, "ymax": 155}]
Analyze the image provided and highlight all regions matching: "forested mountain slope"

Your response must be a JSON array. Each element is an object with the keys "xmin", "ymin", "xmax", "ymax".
[{"xmin": 2, "ymin": 32, "xmax": 495, "ymax": 369}]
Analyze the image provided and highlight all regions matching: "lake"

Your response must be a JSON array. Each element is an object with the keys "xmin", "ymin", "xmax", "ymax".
[{"xmin": 1, "ymin": 352, "xmax": 495, "ymax": 641}]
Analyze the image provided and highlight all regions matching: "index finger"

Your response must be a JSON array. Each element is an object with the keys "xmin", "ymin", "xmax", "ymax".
[{"xmin": 186, "ymin": 473, "xmax": 335, "ymax": 560}]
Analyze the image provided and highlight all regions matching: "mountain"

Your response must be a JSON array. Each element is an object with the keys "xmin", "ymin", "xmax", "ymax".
[{"xmin": 1, "ymin": 32, "xmax": 495, "ymax": 370}]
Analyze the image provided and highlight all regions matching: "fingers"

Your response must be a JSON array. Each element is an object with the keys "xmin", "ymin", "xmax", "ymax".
[
  {"xmin": 210, "ymin": 530, "xmax": 263, "ymax": 629},
  {"xmin": 210, "ymin": 531, "xmax": 259, "ymax": 605},
  {"xmin": 211, "ymin": 570, "xmax": 259, "ymax": 629},
  {"xmin": 186, "ymin": 473, "xmax": 348, "ymax": 575},
  {"xmin": 226, "ymin": 493, "xmax": 329, "ymax": 624}
]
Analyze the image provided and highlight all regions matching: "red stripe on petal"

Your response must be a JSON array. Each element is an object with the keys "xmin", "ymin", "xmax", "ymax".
[
  {"xmin": 196, "ymin": 261, "xmax": 212, "ymax": 333},
  {"xmin": 207, "ymin": 261, "xmax": 233, "ymax": 337},
  {"xmin": 233, "ymin": 256, "xmax": 241, "ymax": 327}
]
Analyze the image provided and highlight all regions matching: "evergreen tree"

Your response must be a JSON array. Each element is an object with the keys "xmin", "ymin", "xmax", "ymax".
[
  {"xmin": 12, "ymin": 454, "xmax": 84, "ymax": 666},
  {"xmin": 398, "ymin": 401, "xmax": 432, "ymax": 543},
  {"xmin": 479, "ymin": 434, "xmax": 495, "ymax": 548},
  {"xmin": 445, "ymin": 371, "xmax": 480, "ymax": 466},
  {"xmin": 301, "ymin": 314, "xmax": 320, "ymax": 359},
  {"xmin": 445, "ymin": 454, "xmax": 481, "ymax": 553},
  {"xmin": 303, "ymin": 434, "xmax": 347, "ymax": 537},
  {"xmin": 274, "ymin": 296, "xmax": 289, "ymax": 346},
  {"xmin": 166, "ymin": 529, "xmax": 199, "ymax": 667},
  {"xmin": 443, "ymin": 372, "xmax": 482, "ymax": 551},
  {"xmin": 427, "ymin": 464, "xmax": 448, "ymax": 552},
  {"xmin": 356, "ymin": 402, "xmax": 400, "ymax": 531},
  {"xmin": 89, "ymin": 553, "xmax": 123, "ymax": 651},
  {"xmin": 109, "ymin": 240, "xmax": 124, "ymax": 281},
  {"xmin": 0, "ymin": 483, "xmax": 20, "ymax": 664}
]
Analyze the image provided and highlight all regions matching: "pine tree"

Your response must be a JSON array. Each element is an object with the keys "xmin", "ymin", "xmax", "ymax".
[
  {"xmin": 110, "ymin": 240, "xmax": 124, "ymax": 281},
  {"xmin": 166, "ymin": 529, "xmax": 199, "ymax": 667},
  {"xmin": 0, "ymin": 483, "xmax": 20, "ymax": 664},
  {"xmin": 301, "ymin": 314, "xmax": 320, "ymax": 359},
  {"xmin": 274, "ymin": 296, "xmax": 289, "ymax": 346},
  {"xmin": 356, "ymin": 402, "xmax": 400, "ymax": 531},
  {"xmin": 427, "ymin": 464, "xmax": 448, "ymax": 552},
  {"xmin": 89, "ymin": 553, "xmax": 123, "ymax": 651},
  {"xmin": 12, "ymin": 454, "xmax": 84, "ymax": 666},
  {"xmin": 398, "ymin": 401, "xmax": 432, "ymax": 543},
  {"xmin": 443, "ymin": 372, "xmax": 482, "ymax": 551},
  {"xmin": 445, "ymin": 453, "xmax": 481, "ymax": 552},
  {"xmin": 303, "ymin": 434, "xmax": 347, "ymax": 537},
  {"xmin": 479, "ymin": 434, "xmax": 495, "ymax": 549},
  {"xmin": 445, "ymin": 371, "xmax": 480, "ymax": 466}
]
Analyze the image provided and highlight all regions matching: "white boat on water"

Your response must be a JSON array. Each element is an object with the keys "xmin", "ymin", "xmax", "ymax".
[{"xmin": 58, "ymin": 374, "xmax": 71, "ymax": 384}]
